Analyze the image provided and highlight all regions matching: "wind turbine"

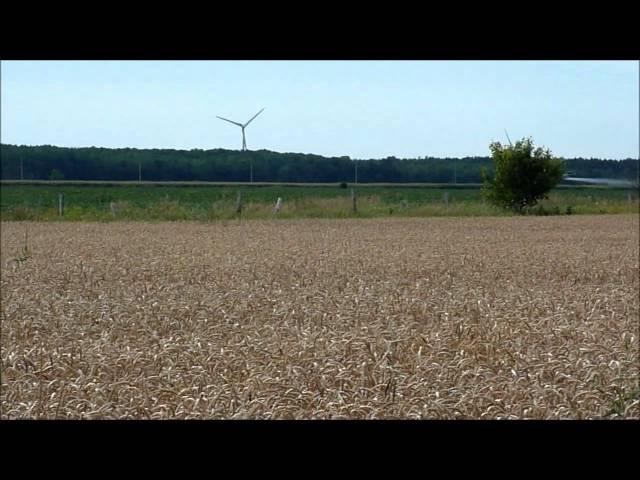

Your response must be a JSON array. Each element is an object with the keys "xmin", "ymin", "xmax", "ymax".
[
  {"xmin": 504, "ymin": 129, "xmax": 513, "ymax": 147},
  {"xmin": 217, "ymin": 108, "xmax": 265, "ymax": 152},
  {"xmin": 217, "ymin": 108, "xmax": 264, "ymax": 183}
]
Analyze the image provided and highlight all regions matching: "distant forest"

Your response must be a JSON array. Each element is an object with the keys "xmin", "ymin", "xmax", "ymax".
[{"xmin": 1, "ymin": 144, "xmax": 638, "ymax": 184}]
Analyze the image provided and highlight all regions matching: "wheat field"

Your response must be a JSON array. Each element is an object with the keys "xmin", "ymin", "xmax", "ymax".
[{"xmin": 1, "ymin": 215, "xmax": 638, "ymax": 419}]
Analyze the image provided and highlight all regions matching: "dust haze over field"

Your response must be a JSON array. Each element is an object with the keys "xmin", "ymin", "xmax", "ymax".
[{"xmin": 1, "ymin": 216, "xmax": 638, "ymax": 419}]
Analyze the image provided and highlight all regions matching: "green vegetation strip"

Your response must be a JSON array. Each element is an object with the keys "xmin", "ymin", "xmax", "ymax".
[{"xmin": 1, "ymin": 184, "xmax": 637, "ymax": 221}]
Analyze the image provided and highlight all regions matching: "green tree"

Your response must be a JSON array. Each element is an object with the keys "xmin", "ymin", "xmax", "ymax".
[{"xmin": 482, "ymin": 137, "xmax": 564, "ymax": 213}]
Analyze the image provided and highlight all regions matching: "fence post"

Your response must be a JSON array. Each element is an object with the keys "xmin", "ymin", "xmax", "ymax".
[
  {"xmin": 58, "ymin": 193, "xmax": 64, "ymax": 217},
  {"xmin": 274, "ymin": 197, "xmax": 282, "ymax": 214},
  {"xmin": 235, "ymin": 191, "xmax": 243, "ymax": 215},
  {"xmin": 443, "ymin": 191, "xmax": 449, "ymax": 207},
  {"xmin": 351, "ymin": 188, "xmax": 357, "ymax": 213},
  {"xmin": 110, "ymin": 201, "xmax": 117, "ymax": 217}
]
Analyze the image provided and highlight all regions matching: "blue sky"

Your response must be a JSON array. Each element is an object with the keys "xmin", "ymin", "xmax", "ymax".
[{"xmin": 1, "ymin": 60, "xmax": 638, "ymax": 159}]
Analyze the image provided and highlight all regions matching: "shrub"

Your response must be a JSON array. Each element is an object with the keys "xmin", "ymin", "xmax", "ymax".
[{"xmin": 482, "ymin": 137, "xmax": 565, "ymax": 213}]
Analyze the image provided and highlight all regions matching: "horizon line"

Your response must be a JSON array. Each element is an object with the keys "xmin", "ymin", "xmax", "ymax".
[{"xmin": 1, "ymin": 142, "xmax": 638, "ymax": 162}]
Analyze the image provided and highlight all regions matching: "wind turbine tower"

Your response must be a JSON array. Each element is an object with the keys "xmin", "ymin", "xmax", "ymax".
[{"xmin": 217, "ymin": 108, "xmax": 265, "ymax": 183}]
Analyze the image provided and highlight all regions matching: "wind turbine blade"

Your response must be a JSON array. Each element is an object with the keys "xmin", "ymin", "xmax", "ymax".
[
  {"xmin": 243, "ymin": 108, "xmax": 264, "ymax": 127},
  {"xmin": 217, "ymin": 116, "xmax": 243, "ymax": 127},
  {"xmin": 504, "ymin": 129, "xmax": 513, "ymax": 146}
]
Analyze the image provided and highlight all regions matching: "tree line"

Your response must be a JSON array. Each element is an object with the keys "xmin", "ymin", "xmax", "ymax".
[{"xmin": 1, "ymin": 144, "xmax": 637, "ymax": 184}]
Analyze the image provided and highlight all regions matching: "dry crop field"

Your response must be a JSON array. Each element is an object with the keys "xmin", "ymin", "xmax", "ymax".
[{"xmin": 1, "ymin": 215, "xmax": 638, "ymax": 419}]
